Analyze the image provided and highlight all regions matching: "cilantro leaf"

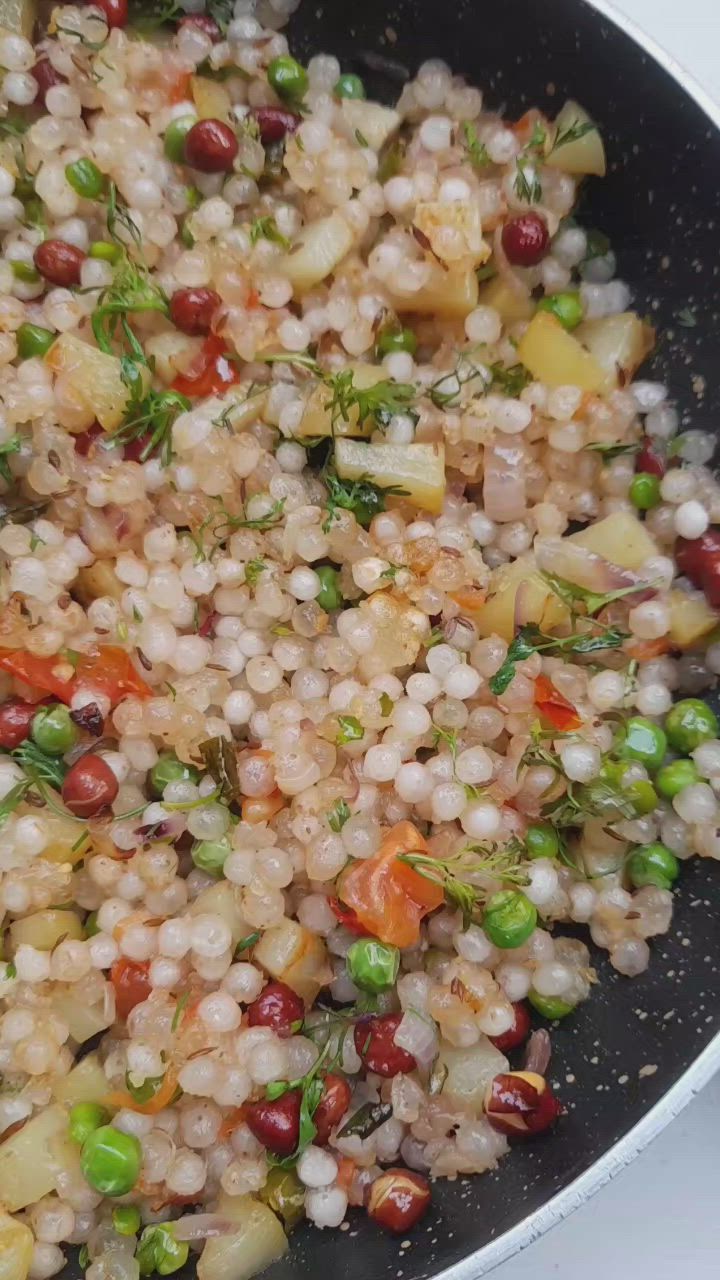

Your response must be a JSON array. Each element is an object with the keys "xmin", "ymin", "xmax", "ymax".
[
  {"xmin": 250, "ymin": 215, "xmax": 291, "ymax": 250},
  {"xmin": 336, "ymin": 715, "xmax": 363, "ymax": 745},
  {"xmin": 327, "ymin": 798, "xmax": 351, "ymax": 832},
  {"xmin": 541, "ymin": 571, "xmax": 653, "ymax": 617}
]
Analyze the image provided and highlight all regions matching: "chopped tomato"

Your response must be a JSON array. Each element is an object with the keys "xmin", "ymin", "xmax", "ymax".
[
  {"xmin": 168, "ymin": 71, "xmax": 191, "ymax": 104},
  {"xmin": 534, "ymin": 674, "xmax": 582, "ymax": 731},
  {"xmin": 339, "ymin": 821, "xmax": 445, "ymax": 948},
  {"xmin": 335, "ymin": 1156, "xmax": 356, "ymax": 1194},
  {"xmin": 328, "ymin": 897, "xmax": 374, "ymax": 937},
  {"xmin": 111, "ymin": 957, "xmax": 152, "ymax": 1021},
  {"xmin": 0, "ymin": 645, "xmax": 151, "ymax": 708},
  {"xmin": 171, "ymin": 334, "xmax": 240, "ymax": 398},
  {"xmin": 625, "ymin": 636, "xmax": 672, "ymax": 662},
  {"xmin": 449, "ymin": 587, "xmax": 486, "ymax": 612},
  {"xmin": 242, "ymin": 790, "xmax": 285, "ymax": 825}
]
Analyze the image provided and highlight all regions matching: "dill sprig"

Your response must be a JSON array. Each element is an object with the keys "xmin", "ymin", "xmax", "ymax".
[
  {"xmin": 398, "ymin": 844, "xmax": 528, "ymax": 929},
  {"xmin": 104, "ymin": 390, "xmax": 190, "ymax": 467}
]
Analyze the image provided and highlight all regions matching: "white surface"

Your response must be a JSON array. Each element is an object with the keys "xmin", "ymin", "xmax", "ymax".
[{"xmin": 492, "ymin": 2, "xmax": 720, "ymax": 1276}]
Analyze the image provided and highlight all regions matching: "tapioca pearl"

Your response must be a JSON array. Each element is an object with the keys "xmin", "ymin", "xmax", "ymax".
[
  {"xmin": 552, "ymin": 225, "xmax": 587, "ymax": 267},
  {"xmin": 383, "ymin": 351, "xmax": 415, "ymax": 382},
  {"xmin": 467, "ymin": 511, "xmax": 497, "ymax": 545},
  {"xmin": 297, "ymin": 1145, "xmax": 338, "ymax": 1189},
  {"xmin": 196, "ymin": 990, "xmax": 242, "ymax": 1033},
  {"xmin": 559, "ymin": 741, "xmax": 601, "ymax": 783},
  {"xmin": 426, "ymin": 643, "xmax": 461, "ymax": 679},
  {"xmin": 635, "ymin": 683, "xmax": 672, "ymax": 717},
  {"xmin": 460, "ymin": 799, "xmax": 501, "ymax": 839},
  {"xmin": 453, "ymin": 923, "xmax": 496, "ymax": 964},
  {"xmin": 485, "ymin": 125, "xmax": 518, "ymax": 164},
  {"xmin": 190, "ymin": 913, "xmax": 232, "ymax": 958},
  {"xmin": 223, "ymin": 690, "xmax": 255, "ymax": 726},
  {"xmin": 692, "ymin": 739, "xmax": 720, "ymax": 777},
  {"xmin": 489, "ymin": 395, "xmax": 532, "ymax": 435},
  {"xmin": 455, "ymin": 746, "xmax": 493, "ymax": 786},
  {"xmin": 442, "ymin": 663, "xmax": 481, "ymax": 700},
  {"xmin": 674, "ymin": 499, "xmax": 709, "ymax": 539},
  {"xmin": 673, "ymin": 782, "xmax": 718, "ymax": 824},
  {"xmin": 495, "ymin": 962, "xmax": 531, "ymax": 1001},
  {"xmin": 363, "ymin": 744, "xmax": 402, "ymax": 782},
  {"xmin": 404, "ymin": 673, "xmax": 441, "ymax": 705},
  {"xmin": 661, "ymin": 469, "xmax": 696, "ymax": 504},
  {"xmin": 464, "ymin": 305, "xmax": 501, "ymax": 345},
  {"xmin": 276, "ymin": 440, "xmax": 307, "ymax": 473},
  {"xmin": 628, "ymin": 600, "xmax": 670, "ymax": 639},
  {"xmin": 394, "ymin": 761, "xmax": 433, "ymax": 804},
  {"xmin": 525, "ymin": 860, "xmax": 560, "ymax": 908},
  {"xmin": 237, "ymin": 629, "xmax": 273, "ymax": 657},
  {"xmin": 645, "ymin": 401, "xmax": 679, "ymax": 439},
  {"xmin": 587, "ymin": 669, "xmax": 625, "ymax": 711},
  {"xmin": 305, "ymin": 1186, "xmax": 348, "ymax": 1229},
  {"xmin": 14, "ymin": 945, "xmax": 51, "ymax": 983},
  {"xmin": 221, "ymin": 962, "xmax": 264, "ymax": 1003},
  {"xmin": 419, "ymin": 114, "xmax": 453, "ymax": 151},
  {"xmin": 391, "ymin": 698, "xmax": 432, "ymax": 737},
  {"xmin": 166, "ymin": 1149, "xmax": 206, "ymax": 1196},
  {"xmin": 640, "ymin": 555, "xmax": 675, "ymax": 590},
  {"xmin": 431, "ymin": 781, "xmax": 466, "ymax": 822}
]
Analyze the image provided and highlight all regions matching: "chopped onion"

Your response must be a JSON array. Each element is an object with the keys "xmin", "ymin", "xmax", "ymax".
[
  {"xmin": 535, "ymin": 537, "xmax": 655, "ymax": 601},
  {"xmin": 524, "ymin": 1029, "xmax": 552, "ymax": 1076},
  {"xmin": 393, "ymin": 1008, "xmax": 439, "ymax": 1069},
  {"xmin": 173, "ymin": 1216, "xmax": 236, "ymax": 1242},
  {"xmin": 483, "ymin": 440, "xmax": 527, "ymax": 522}
]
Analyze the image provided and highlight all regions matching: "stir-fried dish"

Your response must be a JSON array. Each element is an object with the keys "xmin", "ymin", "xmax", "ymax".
[{"xmin": 0, "ymin": 2, "xmax": 719, "ymax": 1278}]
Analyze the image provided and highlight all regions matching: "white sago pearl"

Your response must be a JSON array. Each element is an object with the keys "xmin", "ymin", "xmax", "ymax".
[
  {"xmin": 611, "ymin": 937, "xmax": 650, "ymax": 977},
  {"xmin": 223, "ymin": 690, "xmax": 255, "ymax": 726},
  {"xmin": 485, "ymin": 125, "xmax": 518, "ymax": 164},
  {"xmin": 278, "ymin": 317, "xmax": 311, "ymax": 351},
  {"xmin": 383, "ymin": 175, "xmax": 415, "ymax": 214},
  {"xmin": 586, "ymin": 670, "xmax": 625, "ymax": 711},
  {"xmin": 288, "ymin": 566, "xmax": 320, "ymax": 600},
  {"xmin": 97, "ymin": 899, "xmax": 132, "ymax": 932},
  {"xmin": 693, "ymin": 740, "xmax": 720, "ymax": 777},
  {"xmin": 245, "ymin": 655, "xmax": 282, "ymax": 693},
  {"xmin": 0, "ymin": 33, "xmax": 34, "ymax": 70},
  {"xmin": 495, "ymin": 962, "xmax": 531, "ymax": 1001},
  {"xmin": 674, "ymin": 500, "xmax": 709, "ymax": 539},
  {"xmin": 468, "ymin": 511, "xmax": 497, "ymax": 545},
  {"xmin": 4, "ymin": 71, "xmax": 37, "ymax": 105},
  {"xmin": 490, "ymin": 396, "xmax": 532, "ymax": 435},
  {"xmin": 363, "ymin": 744, "xmax": 401, "ymax": 782},
  {"xmin": 426, "ymin": 643, "xmax": 460, "ymax": 678},
  {"xmin": 635, "ymin": 683, "xmax": 672, "ymax": 716},
  {"xmin": 384, "ymin": 351, "xmax": 414, "ymax": 382},
  {"xmin": 453, "ymin": 923, "xmax": 495, "ymax": 964},
  {"xmin": 297, "ymin": 1145, "xmax": 338, "ymax": 1190},
  {"xmin": 28, "ymin": 1244, "xmax": 65, "ymax": 1280},
  {"xmin": 247, "ymin": 1038, "xmax": 288, "ymax": 1085},
  {"xmin": 631, "ymin": 381, "xmax": 667, "ymax": 412},
  {"xmin": 13, "ymin": 815, "xmax": 48, "ymax": 857},
  {"xmin": 660, "ymin": 468, "xmax": 695, "ymax": 503},
  {"xmin": 14, "ymin": 945, "xmax": 51, "ymax": 983},
  {"xmin": 305, "ymin": 1187, "xmax": 348, "ymax": 1229},
  {"xmin": 166, "ymin": 1151, "xmax": 206, "ymax": 1196},
  {"xmin": 120, "ymin": 924, "xmax": 157, "ymax": 962},
  {"xmin": 674, "ymin": 782, "xmax": 718, "ymax": 824},
  {"xmin": 221, "ymin": 963, "xmax": 264, "ymax": 1003},
  {"xmin": 395, "ymin": 761, "xmax": 433, "ymax": 803},
  {"xmin": 569, "ymin": 882, "xmax": 596, "ymax": 922},
  {"xmin": 391, "ymin": 698, "xmax": 432, "ymax": 737},
  {"xmin": 149, "ymin": 957, "xmax": 181, "ymax": 988},
  {"xmin": 178, "ymin": 1057, "xmax": 221, "ymax": 1098},
  {"xmin": 30, "ymin": 1197, "xmax": 74, "ymax": 1245},
  {"xmin": 173, "ymin": 635, "xmax": 212, "ymax": 675},
  {"xmin": 101, "ymin": 752, "xmax": 130, "ymax": 785},
  {"xmin": 191, "ymin": 914, "xmax": 232, "ymax": 958},
  {"xmin": 431, "ymin": 781, "xmax": 466, "ymax": 822},
  {"xmin": 88, "ymin": 933, "xmax": 119, "ymax": 969},
  {"xmin": 297, "ymin": 894, "xmax": 337, "ymax": 935},
  {"xmin": 406, "ymin": 672, "xmax": 441, "ymax": 703},
  {"xmin": 533, "ymin": 960, "xmax": 573, "ymax": 997},
  {"xmin": 525, "ymin": 860, "xmax": 560, "ymax": 907},
  {"xmin": 645, "ymin": 403, "xmax": 678, "ymax": 440},
  {"xmin": 138, "ymin": 617, "xmax": 176, "ymax": 663},
  {"xmin": 629, "ymin": 600, "xmax": 669, "ymax": 639},
  {"xmin": 197, "ymin": 991, "xmax": 242, "ymax": 1032},
  {"xmin": 419, "ymin": 114, "xmax": 452, "ymax": 151},
  {"xmin": 465, "ymin": 305, "xmax": 501, "ymax": 344},
  {"xmin": 276, "ymin": 441, "xmax": 306, "ymax": 473},
  {"xmin": 443, "ymin": 663, "xmax": 481, "ymax": 699},
  {"xmin": 461, "ymin": 799, "xmax": 501, "ymax": 839},
  {"xmin": 455, "ymin": 746, "xmax": 493, "ymax": 786},
  {"xmin": 559, "ymin": 741, "xmax": 600, "ymax": 783}
]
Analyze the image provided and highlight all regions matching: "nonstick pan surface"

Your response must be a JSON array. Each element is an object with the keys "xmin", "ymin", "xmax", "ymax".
[{"xmin": 67, "ymin": 1, "xmax": 720, "ymax": 1277}]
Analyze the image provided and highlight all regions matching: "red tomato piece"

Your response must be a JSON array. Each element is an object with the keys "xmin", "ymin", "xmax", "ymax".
[
  {"xmin": 534, "ymin": 674, "xmax": 581, "ymax": 731},
  {"xmin": 171, "ymin": 334, "xmax": 240, "ymax": 398},
  {"xmin": 339, "ymin": 821, "xmax": 445, "ymax": 948},
  {"xmin": 328, "ymin": 897, "xmax": 375, "ymax": 937},
  {"xmin": 0, "ymin": 646, "xmax": 151, "ymax": 708}
]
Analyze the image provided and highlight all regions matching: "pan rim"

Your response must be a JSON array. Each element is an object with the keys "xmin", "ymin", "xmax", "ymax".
[{"xmin": 427, "ymin": 1, "xmax": 720, "ymax": 1276}]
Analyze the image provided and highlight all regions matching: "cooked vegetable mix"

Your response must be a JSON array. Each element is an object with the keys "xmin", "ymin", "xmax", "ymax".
[{"xmin": 0, "ymin": 4, "xmax": 717, "ymax": 1277}]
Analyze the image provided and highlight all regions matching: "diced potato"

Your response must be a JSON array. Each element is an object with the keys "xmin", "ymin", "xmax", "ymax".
[
  {"xmin": 341, "ymin": 99, "xmax": 401, "ymax": 151},
  {"xmin": 474, "ymin": 554, "xmax": 569, "ymax": 641},
  {"xmin": 570, "ymin": 510, "xmax": 658, "ymax": 571},
  {"xmin": 669, "ymin": 590, "xmax": 718, "ymax": 648},
  {"xmin": 0, "ymin": 1210, "xmax": 33, "ymax": 1280},
  {"xmin": 53, "ymin": 1053, "xmax": 110, "ymax": 1109},
  {"xmin": 254, "ymin": 918, "xmax": 330, "ymax": 1004},
  {"xmin": 187, "ymin": 881, "xmax": 250, "ymax": 947},
  {"xmin": 297, "ymin": 363, "xmax": 383, "ymax": 439},
  {"xmin": 334, "ymin": 439, "xmax": 446, "ymax": 515},
  {"xmin": 477, "ymin": 276, "xmax": 534, "ymax": 323},
  {"xmin": 516, "ymin": 311, "xmax": 611, "ymax": 393},
  {"xmin": 191, "ymin": 76, "xmax": 230, "ymax": 121},
  {"xmin": 388, "ymin": 263, "xmax": 478, "ymax": 319},
  {"xmin": 51, "ymin": 989, "xmax": 113, "ymax": 1044},
  {"xmin": 435, "ymin": 1039, "xmax": 509, "ymax": 1117},
  {"xmin": 276, "ymin": 213, "xmax": 354, "ymax": 296},
  {"xmin": 197, "ymin": 1194, "xmax": 287, "ymax": 1280},
  {"xmin": 576, "ymin": 313, "xmax": 655, "ymax": 387},
  {"xmin": 45, "ymin": 334, "xmax": 151, "ymax": 432},
  {"xmin": 0, "ymin": 1, "xmax": 36, "ymax": 38},
  {"xmin": 545, "ymin": 100, "xmax": 606, "ymax": 177},
  {"xmin": 74, "ymin": 559, "xmax": 123, "ymax": 605},
  {"xmin": 413, "ymin": 200, "xmax": 489, "ymax": 267},
  {"xmin": 0, "ymin": 1106, "xmax": 71, "ymax": 1212},
  {"xmin": 8, "ymin": 909, "xmax": 84, "ymax": 953}
]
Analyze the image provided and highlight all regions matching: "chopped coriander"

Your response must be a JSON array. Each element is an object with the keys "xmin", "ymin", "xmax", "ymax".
[
  {"xmin": 488, "ymin": 361, "xmax": 532, "ymax": 397},
  {"xmin": 250, "ymin": 215, "xmax": 291, "ymax": 250},
  {"xmin": 379, "ymin": 692, "xmax": 394, "ymax": 717},
  {"xmin": 325, "ymin": 369, "xmax": 416, "ymax": 431},
  {"xmin": 676, "ymin": 307, "xmax": 697, "ymax": 328},
  {"xmin": 490, "ymin": 622, "xmax": 627, "ymax": 696},
  {"xmin": 327, "ymin": 798, "xmax": 351, "ymax": 832},
  {"xmin": 540, "ymin": 571, "xmax": 654, "ymax": 618},
  {"xmin": 245, "ymin": 558, "xmax": 268, "ymax": 588},
  {"xmin": 235, "ymin": 931, "xmax": 261, "ymax": 957},
  {"xmin": 398, "ymin": 845, "xmax": 527, "ymax": 930},
  {"xmin": 322, "ymin": 471, "xmax": 408, "ymax": 532},
  {"xmin": 336, "ymin": 715, "xmax": 363, "ymax": 745},
  {"xmin": 104, "ymin": 390, "xmax": 190, "ymax": 468},
  {"xmin": 585, "ymin": 440, "xmax": 640, "ymax": 460}
]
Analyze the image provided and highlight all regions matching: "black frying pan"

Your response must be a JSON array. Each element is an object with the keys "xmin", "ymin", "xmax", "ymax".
[
  {"xmin": 64, "ymin": 2, "xmax": 720, "ymax": 1277},
  {"xmin": 266, "ymin": 2, "xmax": 720, "ymax": 1276}
]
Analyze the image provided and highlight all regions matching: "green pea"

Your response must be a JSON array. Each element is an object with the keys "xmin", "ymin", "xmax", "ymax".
[
  {"xmin": 16, "ymin": 322, "xmax": 55, "ymax": 360},
  {"xmin": 375, "ymin": 325, "xmax": 418, "ymax": 357},
  {"xmin": 624, "ymin": 778, "xmax": 658, "ymax": 816},
  {"xmin": 629, "ymin": 472, "xmax": 661, "ymax": 511},
  {"xmin": 112, "ymin": 1206, "xmax": 142, "ymax": 1237},
  {"xmin": 84, "ymin": 911, "xmax": 100, "ymax": 937},
  {"xmin": 536, "ymin": 291, "xmax": 584, "ymax": 330},
  {"xmin": 185, "ymin": 185, "xmax": 202, "ymax": 211},
  {"xmin": 31, "ymin": 704, "xmax": 79, "ymax": 756},
  {"xmin": 80, "ymin": 1125, "xmax": 141, "ymax": 1196},
  {"xmin": 316, "ymin": 565, "xmax": 343, "ymax": 611},
  {"xmin": 346, "ymin": 937, "xmax": 400, "ymax": 993},
  {"xmin": 665, "ymin": 698, "xmax": 718, "ymax": 754},
  {"xmin": 616, "ymin": 716, "xmax": 667, "ymax": 771},
  {"xmin": 180, "ymin": 221, "xmax": 195, "ymax": 249},
  {"xmin": 267, "ymin": 55, "xmax": 308, "ymax": 104},
  {"xmin": 483, "ymin": 889, "xmax": 537, "ymax": 949},
  {"xmin": 164, "ymin": 114, "xmax": 197, "ymax": 163},
  {"xmin": 65, "ymin": 158, "xmax": 105, "ymax": 200},
  {"xmin": 69, "ymin": 1102, "xmax": 110, "ymax": 1147},
  {"xmin": 525, "ymin": 823, "xmax": 559, "ymax": 860},
  {"xmin": 528, "ymin": 990, "xmax": 576, "ymax": 1019},
  {"xmin": 192, "ymin": 838, "xmax": 230, "ymax": 877},
  {"xmin": 334, "ymin": 73, "xmax": 366, "ymax": 100},
  {"xmin": 136, "ymin": 1225, "xmax": 188, "ymax": 1277},
  {"xmin": 149, "ymin": 752, "xmax": 200, "ymax": 798},
  {"xmin": 626, "ymin": 841, "xmax": 679, "ymax": 891},
  {"xmin": 656, "ymin": 757, "xmax": 700, "ymax": 800},
  {"xmin": 10, "ymin": 260, "xmax": 40, "ymax": 283},
  {"xmin": 89, "ymin": 241, "xmax": 123, "ymax": 264}
]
